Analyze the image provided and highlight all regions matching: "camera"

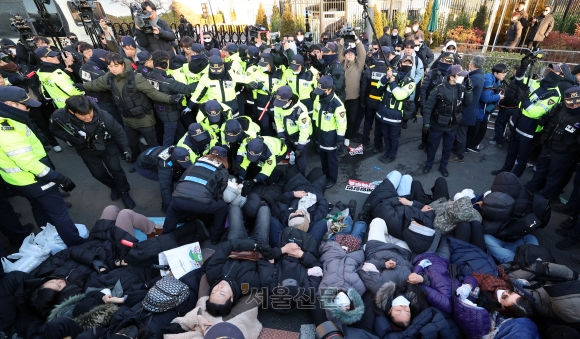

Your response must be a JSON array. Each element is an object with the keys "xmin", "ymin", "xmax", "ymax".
[
  {"xmin": 315, "ymin": 321, "xmax": 344, "ymax": 339},
  {"xmin": 71, "ymin": 0, "xmax": 95, "ymax": 27},
  {"xmin": 104, "ymin": 18, "xmax": 112, "ymax": 27},
  {"xmin": 339, "ymin": 22, "xmax": 357, "ymax": 44},
  {"xmin": 248, "ymin": 24, "xmax": 268, "ymax": 41},
  {"xmin": 9, "ymin": 13, "xmax": 36, "ymax": 51},
  {"xmin": 130, "ymin": 2, "xmax": 153, "ymax": 34},
  {"xmin": 302, "ymin": 32, "xmax": 314, "ymax": 52},
  {"xmin": 526, "ymin": 49, "xmax": 545, "ymax": 60},
  {"xmin": 357, "ymin": 0, "xmax": 369, "ymax": 5}
]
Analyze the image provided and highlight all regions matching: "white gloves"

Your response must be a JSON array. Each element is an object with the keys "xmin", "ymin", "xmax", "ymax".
[
  {"xmin": 308, "ymin": 266, "xmax": 323, "ymax": 277},
  {"xmin": 362, "ymin": 262, "xmax": 379, "ymax": 273},
  {"xmin": 456, "ymin": 284, "xmax": 472, "ymax": 300}
]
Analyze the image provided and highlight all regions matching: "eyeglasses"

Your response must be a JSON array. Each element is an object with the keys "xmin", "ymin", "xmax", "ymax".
[{"xmin": 372, "ymin": 48, "xmax": 379, "ymax": 51}]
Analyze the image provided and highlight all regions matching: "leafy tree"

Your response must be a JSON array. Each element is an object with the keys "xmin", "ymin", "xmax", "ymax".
[
  {"xmin": 256, "ymin": 2, "xmax": 268, "ymax": 28},
  {"xmin": 295, "ymin": 14, "xmax": 306, "ymax": 32},
  {"xmin": 280, "ymin": 3, "xmax": 296, "ymax": 36},
  {"xmin": 421, "ymin": 0, "xmax": 433, "ymax": 31},
  {"xmin": 169, "ymin": 1, "xmax": 200, "ymax": 25},
  {"xmin": 373, "ymin": 5, "xmax": 384, "ymax": 34},
  {"xmin": 472, "ymin": 3, "xmax": 488, "ymax": 30},
  {"xmin": 271, "ymin": 2, "xmax": 282, "ymax": 32}
]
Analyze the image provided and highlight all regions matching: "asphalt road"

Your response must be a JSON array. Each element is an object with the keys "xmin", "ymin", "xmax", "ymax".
[{"xmin": 4, "ymin": 118, "xmax": 579, "ymax": 332}]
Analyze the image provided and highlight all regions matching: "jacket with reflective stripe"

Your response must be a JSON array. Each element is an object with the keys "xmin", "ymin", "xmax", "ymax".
[
  {"xmin": 0, "ymin": 117, "xmax": 51, "ymax": 186},
  {"xmin": 313, "ymin": 93, "xmax": 347, "ymax": 150},
  {"xmin": 38, "ymin": 69, "xmax": 83, "ymax": 109},
  {"xmin": 239, "ymin": 136, "xmax": 287, "ymax": 181},
  {"xmin": 274, "ymin": 101, "xmax": 312, "ymax": 147}
]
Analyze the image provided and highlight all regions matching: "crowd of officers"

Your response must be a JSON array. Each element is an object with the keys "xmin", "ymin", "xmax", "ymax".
[{"xmin": 1, "ymin": 1, "xmax": 580, "ymax": 249}]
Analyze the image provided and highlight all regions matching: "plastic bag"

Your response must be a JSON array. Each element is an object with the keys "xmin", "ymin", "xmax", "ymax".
[
  {"xmin": 7, "ymin": 233, "xmax": 50, "ymax": 259},
  {"xmin": 35, "ymin": 223, "xmax": 89, "ymax": 255},
  {"xmin": 3, "ymin": 233, "xmax": 51, "ymax": 273}
]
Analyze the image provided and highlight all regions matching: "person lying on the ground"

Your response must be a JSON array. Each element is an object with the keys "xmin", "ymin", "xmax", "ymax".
[{"xmin": 407, "ymin": 253, "xmax": 454, "ymax": 314}]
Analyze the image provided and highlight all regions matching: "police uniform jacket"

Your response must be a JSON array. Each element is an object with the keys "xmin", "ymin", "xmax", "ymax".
[
  {"xmin": 423, "ymin": 82, "xmax": 473, "ymax": 132},
  {"xmin": 172, "ymin": 155, "xmax": 228, "ymax": 205},
  {"xmin": 360, "ymin": 60, "xmax": 389, "ymax": 109},
  {"xmin": 274, "ymin": 98, "xmax": 312, "ymax": 148},
  {"xmin": 376, "ymin": 73, "xmax": 416, "ymax": 126},
  {"xmin": 239, "ymin": 136, "xmax": 286, "ymax": 182},
  {"xmin": 144, "ymin": 68, "xmax": 197, "ymax": 122},
  {"xmin": 313, "ymin": 93, "xmax": 347, "ymax": 150},
  {"xmin": 37, "ymin": 63, "xmax": 83, "ymax": 109},
  {"xmin": 538, "ymin": 104, "xmax": 580, "ymax": 161},
  {"xmin": 280, "ymin": 67, "xmax": 318, "ymax": 113},
  {"xmin": 50, "ymin": 103, "xmax": 129, "ymax": 153}
]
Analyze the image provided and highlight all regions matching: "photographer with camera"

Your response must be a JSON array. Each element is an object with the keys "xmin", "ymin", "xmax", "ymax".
[
  {"xmin": 491, "ymin": 54, "xmax": 564, "ymax": 177},
  {"xmin": 49, "ymin": 95, "xmax": 135, "ymax": 208},
  {"xmin": 133, "ymin": 1, "xmax": 176, "ymax": 56}
]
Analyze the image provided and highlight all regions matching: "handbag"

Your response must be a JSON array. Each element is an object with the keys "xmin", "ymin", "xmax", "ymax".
[
  {"xmin": 228, "ymin": 251, "xmax": 264, "ymax": 261},
  {"xmin": 142, "ymin": 276, "xmax": 189, "ymax": 313}
]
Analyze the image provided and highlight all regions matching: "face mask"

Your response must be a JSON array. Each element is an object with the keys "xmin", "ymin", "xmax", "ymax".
[
  {"xmin": 297, "ymin": 36, "xmax": 304, "ymax": 41},
  {"xmin": 413, "ymin": 26, "xmax": 419, "ymax": 32},
  {"xmin": 456, "ymin": 76, "xmax": 465, "ymax": 84},
  {"xmin": 414, "ymin": 46, "xmax": 420, "ymax": 52},
  {"xmin": 204, "ymin": 38, "xmax": 211, "ymax": 43},
  {"xmin": 392, "ymin": 33, "xmax": 398, "ymax": 37},
  {"xmin": 391, "ymin": 295, "xmax": 410, "ymax": 307},
  {"xmin": 545, "ymin": 71, "xmax": 563, "ymax": 83},
  {"xmin": 438, "ymin": 63, "xmax": 452, "ymax": 74},
  {"xmin": 293, "ymin": 70, "xmax": 300, "ymax": 75},
  {"xmin": 334, "ymin": 292, "xmax": 350, "ymax": 307},
  {"xmin": 282, "ymin": 100, "xmax": 293, "ymax": 109},
  {"xmin": 261, "ymin": 66, "xmax": 269, "ymax": 72},
  {"xmin": 322, "ymin": 54, "xmax": 337, "ymax": 64},
  {"xmin": 399, "ymin": 65, "xmax": 412, "ymax": 73},
  {"xmin": 8, "ymin": 48, "xmax": 16, "ymax": 56},
  {"xmin": 394, "ymin": 51, "xmax": 401, "ymax": 56},
  {"xmin": 568, "ymin": 106, "xmax": 580, "ymax": 115},
  {"xmin": 497, "ymin": 289, "xmax": 506, "ymax": 303}
]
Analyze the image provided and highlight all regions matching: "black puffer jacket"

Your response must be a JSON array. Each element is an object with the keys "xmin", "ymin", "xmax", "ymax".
[
  {"xmin": 275, "ymin": 170, "xmax": 328, "ymax": 226},
  {"xmin": 374, "ymin": 306, "xmax": 460, "ymax": 339},
  {"xmin": 359, "ymin": 240, "xmax": 413, "ymax": 293},
  {"xmin": 133, "ymin": 19, "xmax": 176, "ymax": 56},
  {"xmin": 366, "ymin": 179, "xmax": 435, "ymax": 239},
  {"xmin": 0, "ymin": 271, "xmax": 44, "ymax": 339},
  {"xmin": 481, "ymin": 192, "xmax": 515, "ymax": 234},
  {"xmin": 490, "ymin": 172, "xmax": 532, "ymax": 217}
]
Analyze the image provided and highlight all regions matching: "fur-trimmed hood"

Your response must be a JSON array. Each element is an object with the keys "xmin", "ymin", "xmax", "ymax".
[
  {"xmin": 47, "ymin": 294, "xmax": 84, "ymax": 322},
  {"xmin": 320, "ymin": 288, "xmax": 365, "ymax": 325},
  {"xmin": 75, "ymin": 304, "xmax": 119, "ymax": 331},
  {"xmin": 374, "ymin": 281, "xmax": 396, "ymax": 312}
]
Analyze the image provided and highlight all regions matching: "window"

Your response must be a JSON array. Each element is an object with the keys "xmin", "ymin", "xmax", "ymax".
[
  {"xmin": 67, "ymin": 1, "xmax": 107, "ymax": 27},
  {"xmin": 22, "ymin": 0, "xmax": 65, "ymax": 37}
]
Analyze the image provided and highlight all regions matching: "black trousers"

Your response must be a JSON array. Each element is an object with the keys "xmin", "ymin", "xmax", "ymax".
[
  {"xmin": 524, "ymin": 152, "xmax": 575, "ymax": 199},
  {"xmin": 408, "ymin": 178, "xmax": 450, "ymax": 205},
  {"xmin": 344, "ymin": 98, "xmax": 360, "ymax": 139},
  {"xmin": 363, "ymin": 107, "xmax": 378, "ymax": 145},
  {"xmin": 78, "ymin": 142, "xmax": 130, "ymax": 192},
  {"xmin": 454, "ymin": 220, "xmax": 487, "ymax": 251},
  {"xmin": 319, "ymin": 149, "xmax": 338, "ymax": 183},
  {"xmin": 466, "ymin": 115, "xmax": 489, "ymax": 149},
  {"xmin": 500, "ymin": 128, "xmax": 536, "ymax": 177},
  {"xmin": 29, "ymin": 104, "xmax": 58, "ymax": 146},
  {"xmin": 42, "ymin": 317, "xmax": 84, "ymax": 339},
  {"xmin": 0, "ymin": 189, "xmax": 29, "ymax": 245},
  {"xmin": 125, "ymin": 125, "xmax": 159, "ymax": 159}
]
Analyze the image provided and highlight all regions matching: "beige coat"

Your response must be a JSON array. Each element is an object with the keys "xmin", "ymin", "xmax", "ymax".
[{"xmin": 338, "ymin": 40, "xmax": 366, "ymax": 101}]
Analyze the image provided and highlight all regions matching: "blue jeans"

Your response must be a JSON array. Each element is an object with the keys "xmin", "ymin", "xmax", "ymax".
[
  {"xmin": 327, "ymin": 215, "xmax": 366, "ymax": 241},
  {"xmin": 269, "ymin": 217, "xmax": 327, "ymax": 248},
  {"xmin": 228, "ymin": 205, "xmax": 270, "ymax": 244},
  {"xmin": 484, "ymin": 234, "xmax": 539, "ymax": 264},
  {"xmin": 386, "ymin": 170, "xmax": 412, "ymax": 196}
]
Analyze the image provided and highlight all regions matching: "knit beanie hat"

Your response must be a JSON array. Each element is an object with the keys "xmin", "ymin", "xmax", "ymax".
[{"xmin": 288, "ymin": 212, "xmax": 311, "ymax": 232}]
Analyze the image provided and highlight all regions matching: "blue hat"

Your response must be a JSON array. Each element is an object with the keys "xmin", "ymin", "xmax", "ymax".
[
  {"xmin": 381, "ymin": 46, "xmax": 393, "ymax": 55},
  {"xmin": 120, "ymin": 36, "xmax": 137, "ymax": 48},
  {"xmin": 210, "ymin": 146, "xmax": 228, "ymax": 158},
  {"xmin": 34, "ymin": 46, "xmax": 59, "ymax": 59},
  {"xmin": 203, "ymin": 322, "xmax": 245, "ymax": 339},
  {"xmin": 313, "ymin": 76, "xmax": 333, "ymax": 95},
  {"xmin": 247, "ymin": 46, "xmax": 259, "ymax": 58},
  {"xmin": 225, "ymin": 43, "xmax": 238, "ymax": 53},
  {"xmin": 246, "ymin": 138, "xmax": 264, "ymax": 162},
  {"xmin": 208, "ymin": 48, "xmax": 221, "ymax": 57},
  {"xmin": 321, "ymin": 42, "xmax": 338, "ymax": 53},
  {"xmin": 343, "ymin": 47, "xmax": 357, "ymax": 56},
  {"xmin": 137, "ymin": 50, "xmax": 152, "ymax": 62},
  {"xmin": 203, "ymin": 100, "xmax": 223, "ymax": 123},
  {"xmin": 0, "ymin": 86, "xmax": 42, "ymax": 107},
  {"xmin": 274, "ymin": 86, "xmax": 293, "ymax": 108},
  {"xmin": 258, "ymin": 53, "xmax": 273, "ymax": 68},
  {"xmin": 91, "ymin": 49, "xmax": 108, "ymax": 60},
  {"xmin": 289, "ymin": 54, "xmax": 304, "ymax": 71},
  {"xmin": 171, "ymin": 147, "xmax": 192, "ymax": 168},
  {"xmin": 564, "ymin": 86, "xmax": 580, "ymax": 105},
  {"xmin": 188, "ymin": 123, "xmax": 209, "ymax": 141},
  {"xmin": 224, "ymin": 119, "xmax": 242, "ymax": 143},
  {"xmin": 191, "ymin": 43, "xmax": 205, "ymax": 53}
]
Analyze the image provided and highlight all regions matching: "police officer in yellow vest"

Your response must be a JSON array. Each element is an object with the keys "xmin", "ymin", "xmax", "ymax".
[
  {"xmin": 273, "ymin": 86, "xmax": 312, "ymax": 175},
  {"xmin": 223, "ymin": 117, "xmax": 260, "ymax": 173},
  {"xmin": 237, "ymin": 136, "xmax": 286, "ymax": 185},
  {"xmin": 177, "ymin": 122, "xmax": 218, "ymax": 164},
  {"xmin": 223, "ymin": 43, "xmax": 247, "ymax": 117},
  {"xmin": 280, "ymin": 54, "xmax": 318, "ymax": 115},
  {"xmin": 313, "ymin": 75, "xmax": 347, "ymax": 188},
  {"xmin": 0, "ymin": 86, "xmax": 83, "ymax": 247},
  {"xmin": 376, "ymin": 56, "xmax": 416, "ymax": 163},
  {"xmin": 185, "ymin": 55, "xmax": 240, "ymax": 118},
  {"xmin": 36, "ymin": 47, "xmax": 83, "ymax": 109},
  {"xmin": 492, "ymin": 57, "xmax": 564, "ymax": 177},
  {"xmin": 196, "ymin": 100, "xmax": 233, "ymax": 144},
  {"xmin": 179, "ymin": 44, "xmax": 209, "ymax": 127},
  {"xmin": 246, "ymin": 53, "xmax": 283, "ymax": 136}
]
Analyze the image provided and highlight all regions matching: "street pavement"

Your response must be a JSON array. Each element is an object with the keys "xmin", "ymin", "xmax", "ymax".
[{"xmin": 4, "ymin": 118, "xmax": 579, "ymax": 332}]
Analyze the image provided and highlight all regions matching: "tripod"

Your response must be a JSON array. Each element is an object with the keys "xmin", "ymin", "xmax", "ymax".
[{"xmin": 360, "ymin": 1, "xmax": 391, "ymax": 69}]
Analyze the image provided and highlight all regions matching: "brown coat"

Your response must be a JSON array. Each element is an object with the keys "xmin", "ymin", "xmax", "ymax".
[{"xmin": 338, "ymin": 40, "xmax": 366, "ymax": 101}]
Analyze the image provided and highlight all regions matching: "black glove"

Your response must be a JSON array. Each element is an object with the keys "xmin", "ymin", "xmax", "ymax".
[
  {"xmin": 241, "ymin": 179, "xmax": 255, "ymax": 197},
  {"xmin": 124, "ymin": 151, "xmax": 132, "ymax": 162},
  {"xmin": 520, "ymin": 55, "xmax": 532, "ymax": 69},
  {"xmin": 73, "ymin": 83, "xmax": 84, "ymax": 91},
  {"xmin": 422, "ymin": 125, "xmax": 430, "ymax": 134},
  {"xmin": 92, "ymin": 260, "xmax": 109, "ymax": 274},
  {"xmin": 56, "ymin": 175, "xmax": 76, "ymax": 192},
  {"xmin": 257, "ymin": 243, "xmax": 281, "ymax": 260},
  {"xmin": 249, "ymin": 81, "xmax": 264, "ymax": 90},
  {"xmin": 464, "ymin": 77, "xmax": 473, "ymax": 91},
  {"xmin": 169, "ymin": 94, "xmax": 184, "ymax": 104},
  {"xmin": 335, "ymin": 141, "xmax": 344, "ymax": 148},
  {"xmin": 17, "ymin": 75, "xmax": 29, "ymax": 83}
]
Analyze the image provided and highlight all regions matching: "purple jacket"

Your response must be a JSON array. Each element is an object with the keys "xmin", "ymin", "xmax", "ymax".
[
  {"xmin": 412, "ymin": 253, "xmax": 453, "ymax": 314},
  {"xmin": 452, "ymin": 276, "xmax": 491, "ymax": 339}
]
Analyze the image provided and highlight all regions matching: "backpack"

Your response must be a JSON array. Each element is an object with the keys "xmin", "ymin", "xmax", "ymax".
[
  {"xmin": 513, "ymin": 244, "xmax": 556, "ymax": 268},
  {"xmin": 142, "ymin": 276, "xmax": 189, "ymax": 313},
  {"xmin": 495, "ymin": 213, "xmax": 542, "ymax": 242}
]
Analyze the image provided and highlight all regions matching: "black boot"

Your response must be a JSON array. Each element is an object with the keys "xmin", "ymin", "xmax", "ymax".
[
  {"xmin": 110, "ymin": 187, "xmax": 120, "ymax": 201},
  {"xmin": 121, "ymin": 191, "xmax": 136, "ymax": 209},
  {"xmin": 348, "ymin": 200, "xmax": 357, "ymax": 220}
]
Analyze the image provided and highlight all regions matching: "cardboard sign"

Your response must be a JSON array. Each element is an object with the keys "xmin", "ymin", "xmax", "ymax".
[{"xmin": 345, "ymin": 179, "xmax": 380, "ymax": 194}]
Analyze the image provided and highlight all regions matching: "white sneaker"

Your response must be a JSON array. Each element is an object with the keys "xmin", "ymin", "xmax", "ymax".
[{"xmin": 53, "ymin": 145, "xmax": 62, "ymax": 152}]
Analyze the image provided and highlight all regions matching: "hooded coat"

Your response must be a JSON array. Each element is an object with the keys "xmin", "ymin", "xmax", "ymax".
[
  {"xmin": 490, "ymin": 172, "xmax": 533, "ymax": 217},
  {"xmin": 374, "ymin": 306, "xmax": 460, "ymax": 339},
  {"xmin": 429, "ymin": 196, "xmax": 482, "ymax": 235},
  {"xmin": 412, "ymin": 253, "xmax": 453, "ymax": 314},
  {"xmin": 318, "ymin": 241, "xmax": 366, "ymax": 296},
  {"xmin": 359, "ymin": 240, "xmax": 412, "ymax": 294}
]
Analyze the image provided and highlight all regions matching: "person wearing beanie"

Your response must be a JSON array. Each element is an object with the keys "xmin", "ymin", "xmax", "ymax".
[
  {"xmin": 430, "ymin": 40, "xmax": 460, "ymax": 71},
  {"xmin": 133, "ymin": 0, "xmax": 176, "ymax": 56},
  {"xmin": 135, "ymin": 50, "xmax": 153, "ymax": 76},
  {"xmin": 177, "ymin": 122, "xmax": 218, "ymax": 165},
  {"xmin": 35, "ymin": 46, "xmax": 83, "ymax": 110}
]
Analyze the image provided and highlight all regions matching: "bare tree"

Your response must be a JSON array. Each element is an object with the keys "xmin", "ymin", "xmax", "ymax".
[{"xmin": 108, "ymin": 0, "xmax": 172, "ymax": 13}]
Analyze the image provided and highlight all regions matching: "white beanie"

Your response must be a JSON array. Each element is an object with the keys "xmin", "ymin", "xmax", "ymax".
[{"xmin": 453, "ymin": 189, "xmax": 476, "ymax": 201}]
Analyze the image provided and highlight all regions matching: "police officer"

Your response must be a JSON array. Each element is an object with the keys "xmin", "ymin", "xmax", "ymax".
[
  {"xmin": 376, "ymin": 56, "xmax": 416, "ymax": 163},
  {"xmin": 491, "ymin": 58, "xmax": 564, "ymax": 177},
  {"xmin": 422, "ymin": 65, "xmax": 473, "ymax": 177},
  {"xmin": 243, "ymin": 46, "xmax": 261, "ymax": 117},
  {"xmin": 320, "ymin": 42, "xmax": 346, "ymax": 102},
  {"xmin": 237, "ymin": 136, "xmax": 287, "ymax": 185},
  {"xmin": 280, "ymin": 54, "xmax": 318, "ymax": 115},
  {"xmin": 145, "ymin": 50, "xmax": 197, "ymax": 147},
  {"xmin": 166, "ymin": 55, "xmax": 188, "ymax": 85},
  {"xmin": 223, "ymin": 117, "xmax": 260, "ymax": 173},
  {"xmin": 357, "ymin": 46, "xmax": 391, "ymax": 150},
  {"xmin": 246, "ymin": 53, "xmax": 283, "ymax": 136},
  {"xmin": 196, "ymin": 100, "xmax": 233, "ymax": 143},
  {"xmin": 179, "ymin": 44, "xmax": 209, "ymax": 127},
  {"xmin": 273, "ymin": 86, "xmax": 312, "ymax": 175},
  {"xmin": 163, "ymin": 146, "xmax": 229, "ymax": 244},
  {"xmin": 82, "ymin": 53, "xmax": 183, "ymax": 166},
  {"xmin": 135, "ymin": 146, "xmax": 192, "ymax": 213},
  {"xmin": 49, "ymin": 95, "xmax": 135, "ymax": 208},
  {"xmin": 523, "ymin": 87, "xmax": 580, "ymax": 199},
  {"xmin": 79, "ymin": 49, "xmax": 124, "ymax": 127},
  {"xmin": 135, "ymin": 51, "xmax": 154, "ymax": 76},
  {"xmin": 223, "ymin": 43, "xmax": 246, "ymax": 116},
  {"xmin": 177, "ymin": 122, "xmax": 217, "ymax": 164},
  {"xmin": 418, "ymin": 52, "xmax": 454, "ymax": 150},
  {"xmin": 36, "ymin": 46, "xmax": 83, "ymax": 109},
  {"xmin": 0, "ymin": 86, "xmax": 83, "ymax": 247},
  {"xmin": 312, "ymin": 75, "xmax": 347, "ymax": 188},
  {"xmin": 187, "ymin": 55, "xmax": 240, "ymax": 118}
]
